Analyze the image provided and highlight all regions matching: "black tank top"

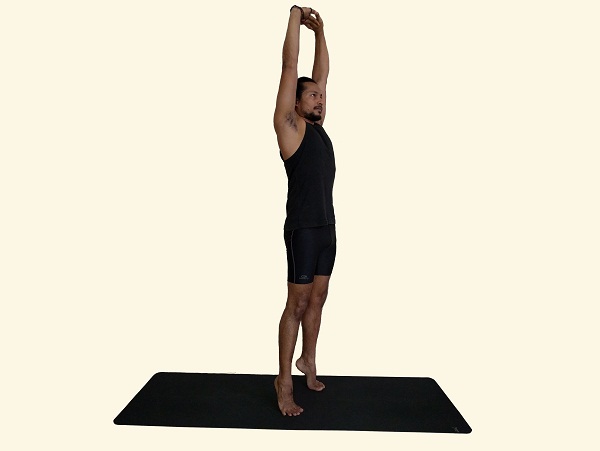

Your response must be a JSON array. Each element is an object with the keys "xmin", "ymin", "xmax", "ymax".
[{"xmin": 281, "ymin": 122, "xmax": 336, "ymax": 231}]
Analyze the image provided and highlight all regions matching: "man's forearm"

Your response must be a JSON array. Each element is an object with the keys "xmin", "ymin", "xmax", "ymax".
[
  {"xmin": 282, "ymin": 9, "xmax": 303, "ymax": 69},
  {"xmin": 312, "ymin": 29, "xmax": 329, "ymax": 83}
]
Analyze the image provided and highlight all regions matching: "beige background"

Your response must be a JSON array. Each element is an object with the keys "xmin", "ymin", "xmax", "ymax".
[{"xmin": 2, "ymin": 0, "xmax": 598, "ymax": 449}]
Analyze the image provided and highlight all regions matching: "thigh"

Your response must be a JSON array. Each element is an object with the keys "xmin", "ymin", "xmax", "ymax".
[
  {"xmin": 284, "ymin": 226, "xmax": 329, "ymax": 284},
  {"xmin": 310, "ymin": 275, "xmax": 331, "ymax": 303},
  {"xmin": 315, "ymin": 224, "xmax": 336, "ymax": 277}
]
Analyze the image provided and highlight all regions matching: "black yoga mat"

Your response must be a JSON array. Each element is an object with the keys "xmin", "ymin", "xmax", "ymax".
[{"xmin": 114, "ymin": 372, "xmax": 471, "ymax": 433}]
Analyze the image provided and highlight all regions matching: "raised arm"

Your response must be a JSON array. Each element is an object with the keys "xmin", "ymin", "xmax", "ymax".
[
  {"xmin": 304, "ymin": 10, "xmax": 329, "ymax": 124},
  {"xmin": 274, "ymin": 7, "xmax": 307, "ymax": 132},
  {"xmin": 274, "ymin": 6, "xmax": 314, "ymax": 158},
  {"xmin": 308, "ymin": 11, "xmax": 328, "ymax": 87}
]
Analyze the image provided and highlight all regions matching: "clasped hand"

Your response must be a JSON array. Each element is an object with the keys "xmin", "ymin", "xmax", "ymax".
[{"xmin": 300, "ymin": 7, "xmax": 323, "ymax": 32}]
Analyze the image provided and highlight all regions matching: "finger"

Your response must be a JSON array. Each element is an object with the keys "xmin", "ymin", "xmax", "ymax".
[
  {"xmin": 307, "ymin": 14, "xmax": 323, "ymax": 24},
  {"xmin": 306, "ymin": 17, "xmax": 319, "ymax": 27}
]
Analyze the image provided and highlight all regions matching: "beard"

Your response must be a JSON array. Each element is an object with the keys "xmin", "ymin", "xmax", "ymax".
[{"xmin": 303, "ymin": 111, "xmax": 322, "ymax": 122}]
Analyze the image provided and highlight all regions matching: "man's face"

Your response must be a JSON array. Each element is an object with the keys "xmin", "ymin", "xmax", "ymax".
[{"xmin": 296, "ymin": 82, "xmax": 323, "ymax": 122}]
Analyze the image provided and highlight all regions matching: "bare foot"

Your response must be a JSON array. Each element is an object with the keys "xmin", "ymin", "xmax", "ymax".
[
  {"xmin": 296, "ymin": 357, "xmax": 325, "ymax": 391},
  {"xmin": 274, "ymin": 376, "xmax": 303, "ymax": 416}
]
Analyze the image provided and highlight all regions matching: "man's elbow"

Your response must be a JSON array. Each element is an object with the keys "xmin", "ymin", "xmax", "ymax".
[{"xmin": 282, "ymin": 60, "xmax": 298, "ymax": 71}]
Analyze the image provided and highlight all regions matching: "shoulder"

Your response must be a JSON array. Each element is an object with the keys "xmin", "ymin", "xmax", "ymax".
[{"xmin": 276, "ymin": 114, "xmax": 307, "ymax": 161}]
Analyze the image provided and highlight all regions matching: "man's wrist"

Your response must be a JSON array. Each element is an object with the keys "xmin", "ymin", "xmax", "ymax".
[{"xmin": 290, "ymin": 5, "xmax": 305, "ymax": 22}]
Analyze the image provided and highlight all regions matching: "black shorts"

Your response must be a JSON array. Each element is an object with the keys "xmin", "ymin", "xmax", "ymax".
[{"xmin": 284, "ymin": 224, "xmax": 336, "ymax": 284}]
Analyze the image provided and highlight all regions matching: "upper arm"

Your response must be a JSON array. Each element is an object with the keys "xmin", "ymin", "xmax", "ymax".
[
  {"xmin": 314, "ymin": 78, "xmax": 327, "ymax": 126},
  {"xmin": 274, "ymin": 65, "xmax": 298, "ymax": 131},
  {"xmin": 274, "ymin": 65, "xmax": 303, "ymax": 158}
]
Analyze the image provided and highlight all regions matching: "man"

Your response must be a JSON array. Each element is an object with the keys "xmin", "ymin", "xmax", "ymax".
[{"xmin": 273, "ymin": 6, "xmax": 335, "ymax": 416}]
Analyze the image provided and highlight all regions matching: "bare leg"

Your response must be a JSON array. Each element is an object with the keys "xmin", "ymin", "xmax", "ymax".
[
  {"xmin": 296, "ymin": 275, "xmax": 330, "ymax": 391},
  {"xmin": 276, "ymin": 282, "xmax": 312, "ymax": 416}
]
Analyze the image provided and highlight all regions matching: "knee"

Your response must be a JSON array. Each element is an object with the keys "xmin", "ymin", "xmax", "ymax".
[
  {"xmin": 287, "ymin": 293, "xmax": 310, "ymax": 320},
  {"xmin": 310, "ymin": 289, "xmax": 328, "ymax": 308},
  {"xmin": 291, "ymin": 299, "xmax": 309, "ymax": 320}
]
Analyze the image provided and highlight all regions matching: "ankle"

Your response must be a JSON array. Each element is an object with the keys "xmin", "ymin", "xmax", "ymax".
[
  {"xmin": 277, "ymin": 374, "xmax": 293, "ymax": 384},
  {"xmin": 299, "ymin": 355, "xmax": 315, "ymax": 364}
]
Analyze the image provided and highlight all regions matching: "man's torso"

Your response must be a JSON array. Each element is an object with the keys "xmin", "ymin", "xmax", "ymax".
[{"xmin": 281, "ymin": 122, "xmax": 336, "ymax": 231}]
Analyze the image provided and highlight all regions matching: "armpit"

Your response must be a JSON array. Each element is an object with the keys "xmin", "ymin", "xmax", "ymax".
[{"xmin": 285, "ymin": 112, "xmax": 298, "ymax": 130}]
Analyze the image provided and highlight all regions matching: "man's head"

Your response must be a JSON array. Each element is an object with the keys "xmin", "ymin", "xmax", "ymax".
[{"xmin": 295, "ymin": 76, "xmax": 323, "ymax": 123}]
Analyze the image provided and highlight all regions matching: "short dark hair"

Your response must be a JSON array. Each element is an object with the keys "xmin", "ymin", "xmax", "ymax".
[{"xmin": 296, "ymin": 76, "xmax": 317, "ymax": 101}]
